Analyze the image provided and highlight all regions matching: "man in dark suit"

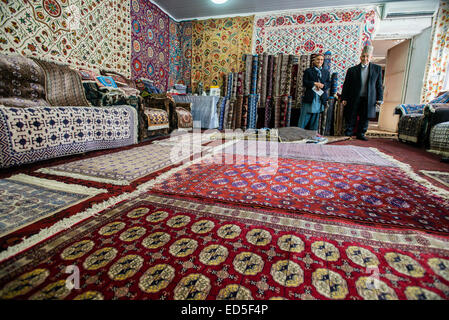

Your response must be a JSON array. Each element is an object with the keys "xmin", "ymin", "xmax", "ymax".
[
  {"xmin": 341, "ymin": 45, "xmax": 383, "ymax": 140},
  {"xmin": 298, "ymin": 53, "xmax": 331, "ymax": 130}
]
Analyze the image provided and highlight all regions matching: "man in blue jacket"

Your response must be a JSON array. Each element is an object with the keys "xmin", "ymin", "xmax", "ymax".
[
  {"xmin": 298, "ymin": 53, "xmax": 331, "ymax": 131},
  {"xmin": 341, "ymin": 45, "xmax": 383, "ymax": 140}
]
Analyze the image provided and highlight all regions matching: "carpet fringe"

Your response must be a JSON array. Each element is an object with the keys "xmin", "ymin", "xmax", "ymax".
[
  {"xmin": 36, "ymin": 168, "xmax": 131, "ymax": 186},
  {"xmin": 6, "ymin": 174, "xmax": 108, "ymax": 195},
  {"xmin": 369, "ymin": 147, "xmax": 449, "ymax": 200},
  {"xmin": 0, "ymin": 140, "xmax": 236, "ymax": 263},
  {"xmin": 420, "ymin": 170, "xmax": 449, "ymax": 188}
]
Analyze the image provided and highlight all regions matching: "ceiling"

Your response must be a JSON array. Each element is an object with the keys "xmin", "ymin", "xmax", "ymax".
[{"xmin": 152, "ymin": 0, "xmax": 428, "ymax": 21}]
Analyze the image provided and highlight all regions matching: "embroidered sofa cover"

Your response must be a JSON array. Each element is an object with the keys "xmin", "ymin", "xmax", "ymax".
[{"xmin": 0, "ymin": 105, "xmax": 138, "ymax": 168}]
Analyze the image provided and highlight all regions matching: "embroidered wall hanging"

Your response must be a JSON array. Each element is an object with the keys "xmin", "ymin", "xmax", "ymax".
[
  {"xmin": 253, "ymin": 8, "xmax": 378, "ymax": 91},
  {"xmin": 191, "ymin": 16, "xmax": 254, "ymax": 93},
  {"xmin": 0, "ymin": 0, "xmax": 131, "ymax": 76},
  {"xmin": 131, "ymin": 0, "xmax": 170, "ymax": 91}
]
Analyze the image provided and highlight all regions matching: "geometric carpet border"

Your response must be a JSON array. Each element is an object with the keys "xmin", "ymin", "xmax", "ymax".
[{"xmin": 147, "ymin": 193, "xmax": 449, "ymax": 253}]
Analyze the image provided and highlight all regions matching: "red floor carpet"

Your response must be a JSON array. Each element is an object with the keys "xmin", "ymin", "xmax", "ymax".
[
  {"xmin": 1, "ymin": 192, "xmax": 448, "ymax": 300},
  {"xmin": 1, "ymin": 136, "xmax": 449, "ymax": 300},
  {"xmin": 333, "ymin": 138, "xmax": 449, "ymax": 191}
]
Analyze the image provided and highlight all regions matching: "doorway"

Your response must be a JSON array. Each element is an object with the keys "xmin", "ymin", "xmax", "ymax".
[{"xmin": 369, "ymin": 39, "xmax": 409, "ymax": 133}]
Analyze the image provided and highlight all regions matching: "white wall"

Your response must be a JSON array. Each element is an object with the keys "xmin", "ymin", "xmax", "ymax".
[{"xmin": 403, "ymin": 27, "xmax": 432, "ymax": 104}]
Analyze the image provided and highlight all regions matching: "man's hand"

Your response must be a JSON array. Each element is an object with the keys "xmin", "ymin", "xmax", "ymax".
[
  {"xmin": 314, "ymin": 82, "xmax": 324, "ymax": 89},
  {"xmin": 341, "ymin": 100, "xmax": 347, "ymax": 106}
]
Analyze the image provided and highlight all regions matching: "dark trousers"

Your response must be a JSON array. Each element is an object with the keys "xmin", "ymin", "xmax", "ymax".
[{"xmin": 344, "ymin": 97, "xmax": 369, "ymax": 137}]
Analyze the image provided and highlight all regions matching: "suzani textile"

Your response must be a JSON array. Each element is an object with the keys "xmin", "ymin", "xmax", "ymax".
[
  {"xmin": 253, "ymin": 8, "xmax": 377, "ymax": 91},
  {"xmin": 0, "ymin": 0, "xmax": 131, "ymax": 76},
  {"xmin": 178, "ymin": 21, "xmax": 193, "ymax": 90},
  {"xmin": 422, "ymin": 1, "xmax": 449, "ymax": 103},
  {"xmin": 191, "ymin": 16, "xmax": 254, "ymax": 92},
  {"xmin": 168, "ymin": 19, "xmax": 183, "ymax": 89},
  {"xmin": 1, "ymin": 192, "xmax": 449, "ymax": 300},
  {"xmin": 131, "ymin": 0, "xmax": 170, "ymax": 91}
]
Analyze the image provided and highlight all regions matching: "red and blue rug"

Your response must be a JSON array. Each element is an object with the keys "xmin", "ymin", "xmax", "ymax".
[{"xmin": 152, "ymin": 154, "xmax": 449, "ymax": 235}]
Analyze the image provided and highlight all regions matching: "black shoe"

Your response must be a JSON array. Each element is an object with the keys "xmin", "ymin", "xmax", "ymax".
[{"xmin": 357, "ymin": 135, "xmax": 368, "ymax": 141}]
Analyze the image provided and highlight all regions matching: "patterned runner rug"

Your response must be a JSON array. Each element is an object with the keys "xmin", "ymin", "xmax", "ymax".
[
  {"xmin": 421, "ymin": 170, "xmax": 449, "ymax": 188},
  {"xmin": 221, "ymin": 141, "xmax": 398, "ymax": 167},
  {"xmin": 38, "ymin": 142, "xmax": 209, "ymax": 185},
  {"xmin": 0, "ymin": 174, "xmax": 106, "ymax": 238},
  {"xmin": 1, "ymin": 192, "xmax": 448, "ymax": 300},
  {"xmin": 152, "ymin": 154, "xmax": 449, "ymax": 235}
]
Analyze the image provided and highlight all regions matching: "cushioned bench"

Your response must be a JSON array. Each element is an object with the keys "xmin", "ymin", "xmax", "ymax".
[{"xmin": 0, "ymin": 53, "xmax": 138, "ymax": 168}]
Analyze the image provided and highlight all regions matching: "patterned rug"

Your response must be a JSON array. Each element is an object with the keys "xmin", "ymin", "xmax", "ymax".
[
  {"xmin": 278, "ymin": 127, "xmax": 317, "ymax": 142},
  {"xmin": 1, "ymin": 192, "xmax": 448, "ymax": 300},
  {"xmin": 0, "ymin": 174, "xmax": 106, "ymax": 238},
  {"xmin": 38, "ymin": 142, "xmax": 208, "ymax": 185},
  {"xmin": 421, "ymin": 171, "xmax": 449, "ymax": 188},
  {"xmin": 221, "ymin": 141, "xmax": 398, "ymax": 167},
  {"xmin": 152, "ymin": 154, "xmax": 449, "ymax": 235}
]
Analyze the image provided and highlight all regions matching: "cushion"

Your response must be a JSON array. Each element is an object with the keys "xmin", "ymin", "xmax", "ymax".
[
  {"xmin": 175, "ymin": 107, "xmax": 193, "ymax": 128},
  {"xmin": 78, "ymin": 69, "xmax": 100, "ymax": 83},
  {"xmin": 32, "ymin": 57, "xmax": 91, "ymax": 106},
  {"xmin": 144, "ymin": 108, "xmax": 169, "ymax": 130},
  {"xmin": 96, "ymin": 76, "xmax": 118, "ymax": 88},
  {"xmin": 430, "ymin": 91, "xmax": 449, "ymax": 104},
  {"xmin": 0, "ymin": 53, "xmax": 49, "ymax": 108},
  {"xmin": 429, "ymin": 121, "xmax": 449, "ymax": 157},
  {"xmin": 395, "ymin": 104, "xmax": 425, "ymax": 116},
  {"xmin": 397, "ymin": 113, "xmax": 426, "ymax": 143}
]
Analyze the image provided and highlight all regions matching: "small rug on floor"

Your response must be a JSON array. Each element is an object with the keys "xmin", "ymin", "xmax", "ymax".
[
  {"xmin": 277, "ymin": 128, "xmax": 350, "ymax": 144},
  {"xmin": 0, "ymin": 174, "xmax": 106, "ymax": 238},
  {"xmin": 278, "ymin": 127, "xmax": 317, "ymax": 142},
  {"xmin": 38, "ymin": 143, "xmax": 209, "ymax": 185},
  {"xmin": 421, "ymin": 170, "xmax": 449, "ymax": 188},
  {"xmin": 221, "ymin": 140, "xmax": 397, "ymax": 167},
  {"xmin": 1, "ymin": 192, "xmax": 448, "ymax": 300}
]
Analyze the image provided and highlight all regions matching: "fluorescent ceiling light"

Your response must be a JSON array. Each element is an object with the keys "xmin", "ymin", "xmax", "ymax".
[{"xmin": 211, "ymin": 0, "xmax": 228, "ymax": 4}]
